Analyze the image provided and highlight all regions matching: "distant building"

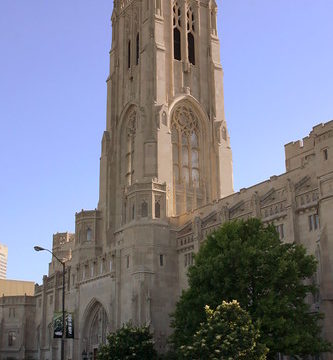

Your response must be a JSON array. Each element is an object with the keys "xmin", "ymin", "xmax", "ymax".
[
  {"xmin": 0, "ymin": 279, "xmax": 35, "ymax": 297},
  {"xmin": 0, "ymin": 244, "xmax": 8, "ymax": 280}
]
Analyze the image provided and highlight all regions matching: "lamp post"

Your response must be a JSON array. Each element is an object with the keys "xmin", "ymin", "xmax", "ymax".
[{"xmin": 34, "ymin": 245, "xmax": 65, "ymax": 360}]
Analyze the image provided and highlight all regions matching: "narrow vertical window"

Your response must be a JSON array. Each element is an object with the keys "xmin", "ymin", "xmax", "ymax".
[
  {"xmin": 155, "ymin": 200, "xmax": 161, "ymax": 218},
  {"xmin": 188, "ymin": 32, "xmax": 195, "ymax": 65},
  {"xmin": 132, "ymin": 204, "xmax": 135, "ymax": 220},
  {"xmin": 187, "ymin": 8, "xmax": 195, "ymax": 65},
  {"xmin": 128, "ymin": 40, "xmax": 131, "ymax": 68},
  {"xmin": 173, "ymin": 2, "xmax": 182, "ymax": 61},
  {"xmin": 86, "ymin": 228, "xmax": 92, "ymax": 242},
  {"xmin": 323, "ymin": 148, "xmax": 328, "ymax": 160},
  {"xmin": 174, "ymin": 28, "xmax": 181, "ymax": 60},
  {"xmin": 159, "ymin": 254, "xmax": 164, "ymax": 266},
  {"xmin": 314, "ymin": 214, "xmax": 320, "ymax": 230},
  {"xmin": 308, "ymin": 215, "xmax": 313, "ymax": 231},
  {"xmin": 136, "ymin": 33, "xmax": 140, "ymax": 65},
  {"xmin": 126, "ymin": 111, "xmax": 136, "ymax": 185},
  {"xmin": 126, "ymin": 255, "xmax": 130, "ymax": 268},
  {"xmin": 141, "ymin": 200, "xmax": 148, "ymax": 217}
]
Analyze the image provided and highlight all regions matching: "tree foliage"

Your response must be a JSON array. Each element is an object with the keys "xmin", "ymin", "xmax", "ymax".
[
  {"xmin": 97, "ymin": 323, "xmax": 157, "ymax": 360},
  {"xmin": 180, "ymin": 300, "xmax": 268, "ymax": 360},
  {"xmin": 171, "ymin": 218, "xmax": 331, "ymax": 359}
]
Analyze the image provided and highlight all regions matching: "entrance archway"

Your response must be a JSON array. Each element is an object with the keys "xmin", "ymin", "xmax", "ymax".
[{"xmin": 81, "ymin": 300, "xmax": 110, "ymax": 358}]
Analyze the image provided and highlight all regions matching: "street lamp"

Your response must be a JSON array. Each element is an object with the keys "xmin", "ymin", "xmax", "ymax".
[{"xmin": 34, "ymin": 245, "xmax": 66, "ymax": 360}]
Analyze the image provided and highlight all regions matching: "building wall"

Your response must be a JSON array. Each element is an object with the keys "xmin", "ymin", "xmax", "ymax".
[
  {"xmin": 0, "ymin": 244, "xmax": 8, "ymax": 280},
  {"xmin": 0, "ymin": 279, "xmax": 35, "ymax": 297},
  {"xmin": 0, "ymin": 296, "xmax": 36, "ymax": 360}
]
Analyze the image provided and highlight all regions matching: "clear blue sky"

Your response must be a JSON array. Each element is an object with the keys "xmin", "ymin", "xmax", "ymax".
[{"xmin": 0, "ymin": 0, "xmax": 332, "ymax": 283}]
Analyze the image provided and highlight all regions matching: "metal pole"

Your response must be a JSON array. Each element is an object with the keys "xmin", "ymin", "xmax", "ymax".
[
  {"xmin": 34, "ymin": 246, "xmax": 66, "ymax": 360},
  {"xmin": 62, "ymin": 261, "xmax": 65, "ymax": 360}
]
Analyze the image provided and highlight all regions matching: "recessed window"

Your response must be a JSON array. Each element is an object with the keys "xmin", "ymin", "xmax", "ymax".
[
  {"xmin": 314, "ymin": 214, "xmax": 320, "ymax": 230},
  {"xmin": 126, "ymin": 255, "xmax": 130, "ymax": 269},
  {"xmin": 173, "ymin": 28, "xmax": 181, "ymax": 60},
  {"xmin": 8, "ymin": 331, "xmax": 16, "ymax": 346},
  {"xmin": 187, "ymin": 32, "xmax": 195, "ymax": 65},
  {"xmin": 323, "ymin": 148, "xmax": 328, "ymax": 160},
  {"xmin": 128, "ymin": 40, "xmax": 131, "ymax": 68},
  {"xmin": 184, "ymin": 252, "xmax": 194, "ymax": 267},
  {"xmin": 160, "ymin": 254, "xmax": 164, "ymax": 267},
  {"xmin": 141, "ymin": 200, "xmax": 148, "ymax": 218},
  {"xmin": 155, "ymin": 200, "xmax": 161, "ymax": 218},
  {"xmin": 136, "ymin": 33, "xmax": 140, "ymax": 65},
  {"xmin": 87, "ymin": 228, "xmax": 92, "ymax": 242},
  {"xmin": 132, "ymin": 204, "xmax": 135, "ymax": 220},
  {"xmin": 308, "ymin": 214, "xmax": 319, "ymax": 231},
  {"xmin": 275, "ymin": 224, "xmax": 284, "ymax": 240}
]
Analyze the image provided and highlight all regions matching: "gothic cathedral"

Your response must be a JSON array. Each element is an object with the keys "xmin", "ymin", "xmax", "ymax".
[{"xmin": 1, "ymin": 1, "xmax": 333, "ymax": 359}]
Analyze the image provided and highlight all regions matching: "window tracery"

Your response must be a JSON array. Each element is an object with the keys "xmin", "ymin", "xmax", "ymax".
[{"xmin": 171, "ymin": 104, "xmax": 200, "ymax": 188}]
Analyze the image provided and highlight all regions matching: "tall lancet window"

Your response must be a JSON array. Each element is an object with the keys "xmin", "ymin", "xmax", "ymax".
[
  {"xmin": 171, "ymin": 104, "xmax": 200, "ymax": 188},
  {"xmin": 128, "ymin": 40, "xmax": 131, "ymax": 68},
  {"xmin": 187, "ymin": 6, "xmax": 195, "ymax": 65},
  {"xmin": 126, "ymin": 111, "xmax": 136, "ymax": 185},
  {"xmin": 136, "ymin": 33, "xmax": 140, "ymax": 65},
  {"xmin": 173, "ymin": 2, "xmax": 182, "ymax": 60}
]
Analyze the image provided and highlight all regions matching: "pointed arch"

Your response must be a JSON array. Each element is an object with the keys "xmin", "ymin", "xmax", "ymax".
[
  {"xmin": 169, "ymin": 97, "xmax": 209, "ymax": 214},
  {"xmin": 117, "ymin": 104, "xmax": 141, "ymax": 186},
  {"xmin": 81, "ymin": 298, "xmax": 111, "ymax": 354}
]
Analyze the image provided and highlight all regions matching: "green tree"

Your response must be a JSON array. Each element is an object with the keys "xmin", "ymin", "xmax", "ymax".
[
  {"xmin": 97, "ymin": 323, "xmax": 157, "ymax": 360},
  {"xmin": 180, "ymin": 300, "xmax": 268, "ymax": 360},
  {"xmin": 171, "ymin": 218, "xmax": 331, "ymax": 359}
]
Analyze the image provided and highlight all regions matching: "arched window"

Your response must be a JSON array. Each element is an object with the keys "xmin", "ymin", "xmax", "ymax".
[
  {"xmin": 128, "ymin": 40, "xmax": 131, "ymax": 68},
  {"xmin": 87, "ymin": 228, "xmax": 92, "ymax": 242},
  {"xmin": 187, "ymin": 6, "xmax": 195, "ymax": 65},
  {"xmin": 173, "ymin": 2, "xmax": 182, "ymax": 60},
  {"xmin": 136, "ymin": 33, "xmax": 140, "ymax": 65},
  {"xmin": 171, "ymin": 104, "xmax": 200, "ymax": 188}
]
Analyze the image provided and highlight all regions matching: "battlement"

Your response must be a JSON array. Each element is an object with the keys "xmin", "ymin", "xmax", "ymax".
[
  {"xmin": 285, "ymin": 120, "xmax": 333, "ymax": 171},
  {"xmin": 52, "ymin": 232, "xmax": 75, "ymax": 249}
]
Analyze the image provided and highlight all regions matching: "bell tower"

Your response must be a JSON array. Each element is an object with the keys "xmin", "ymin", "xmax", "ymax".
[
  {"xmin": 99, "ymin": 0, "xmax": 233, "ymax": 227},
  {"xmin": 97, "ymin": 0, "xmax": 233, "ymax": 348}
]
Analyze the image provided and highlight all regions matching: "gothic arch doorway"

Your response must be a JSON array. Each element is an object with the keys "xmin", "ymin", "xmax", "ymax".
[{"xmin": 81, "ymin": 300, "xmax": 110, "ymax": 358}]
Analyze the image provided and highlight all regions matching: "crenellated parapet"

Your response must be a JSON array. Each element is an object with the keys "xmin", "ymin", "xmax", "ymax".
[{"xmin": 285, "ymin": 120, "xmax": 333, "ymax": 171}]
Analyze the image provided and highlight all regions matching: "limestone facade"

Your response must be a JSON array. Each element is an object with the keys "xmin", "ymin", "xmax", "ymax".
[{"xmin": 0, "ymin": 1, "xmax": 333, "ymax": 359}]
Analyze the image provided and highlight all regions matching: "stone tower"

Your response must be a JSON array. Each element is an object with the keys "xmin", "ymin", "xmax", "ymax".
[
  {"xmin": 90, "ymin": 0, "xmax": 233, "ymax": 350},
  {"xmin": 99, "ymin": 0, "xmax": 233, "ymax": 224},
  {"xmin": 95, "ymin": 0, "xmax": 233, "ymax": 348}
]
